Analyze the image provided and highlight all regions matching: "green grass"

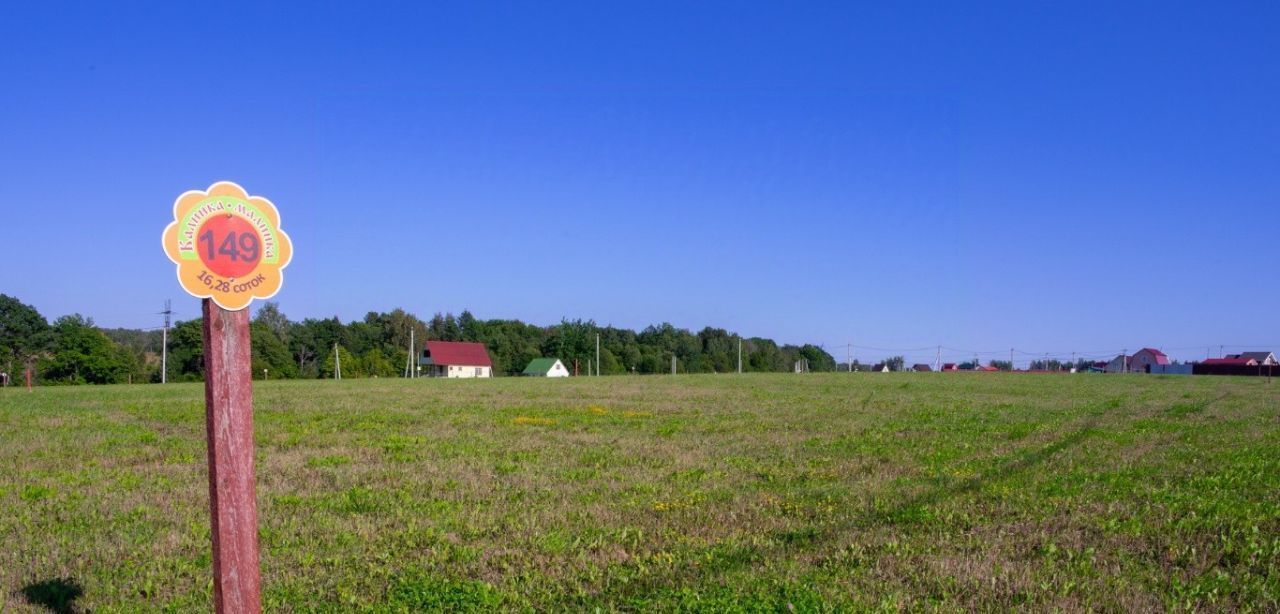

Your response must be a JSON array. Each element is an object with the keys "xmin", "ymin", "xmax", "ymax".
[{"xmin": 1, "ymin": 373, "xmax": 1278, "ymax": 611}]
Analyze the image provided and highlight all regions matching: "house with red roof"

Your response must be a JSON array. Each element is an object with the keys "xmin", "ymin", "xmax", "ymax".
[
  {"xmin": 1130, "ymin": 348, "xmax": 1170, "ymax": 373},
  {"xmin": 1203, "ymin": 357, "xmax": 1258, "ymax": 366},
  {"xmin": 1226, "ymin": 351, "xmax": 1277, "ymax": 366},
  {"xmin": 421, "ymin": 341, "xmax": 493, "ymax": 378}
]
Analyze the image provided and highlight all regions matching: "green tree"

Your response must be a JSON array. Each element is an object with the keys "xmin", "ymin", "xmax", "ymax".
[
  {"xmin": 384, "ymin": 309, "xmax": 429, "ymax": 357},
  {"xmin": 428, "ymin": 313, "xmax": 462, "ymax": 341},
  {"xmin": 458, "ymin": 310, "xmax": 478, "ymax": 341},
  {"xmin": 32, "ymin": 304, "xmax": 851, "ymax": 383},
  {"xmin": 166, "ymin": 319, "xmax": 205, "ymax": 381},
  {"xmin": 0, "ymin": 294, "xmax": 53, "ymax": 378},
  {"xmin": 294, "ymin": 317, "xmax": 348, "ymax": 378},
  {"xmin": 545, "ymin": 319, "xmax": 604, "ymax": 374},
  {"xmin": 42, "ymin": 315, "xmax": 133, "ymax": 384},
  {"xmin": 253, "ymin": 302, "xmax": 291, "ymax": 344},
  {"xmin": 251, "ymin": 322, "xmax": 299, "ymax": 379},
  {"xmin": 361, "ymin": 348, "xmax": 397, "ymax": 378},
  {"xmin": 464, "ymin": 318, "xmax": 543, "ymax": 375},
  {"xmin": 698, "ymin": 328, "xmax": 736, "ymax": 373},
  {"xmin": 288, "ymin": 321, "xmax": 319, "ymax": 378},
  {"xmin": 795, "ymin": 344, "xmax": 838, "ymax": 372},
  {"xmin": 320, "ymin": 345, "xmax": 358, "ymax": 378},
  {"xmin": 745, "ymin": 338, "xmax": 786, "ymax": 372},
  {"xmin": 100, "ymin": 328, "xmax": 161, "ymax": 383}
]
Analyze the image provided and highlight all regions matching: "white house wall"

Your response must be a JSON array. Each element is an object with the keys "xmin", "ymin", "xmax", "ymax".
[{"xmin": 444, "ymin": 365, "xmax": 492, "ymax": 379}]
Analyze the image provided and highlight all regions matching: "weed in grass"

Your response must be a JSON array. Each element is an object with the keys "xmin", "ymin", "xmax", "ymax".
[
  {"xmin": 307, "ymin": 454, "xmax": 352, "ymax": 468},
  {"xmin": 387, "ymin": 571, "xmax": 504, "ymax": 611}
]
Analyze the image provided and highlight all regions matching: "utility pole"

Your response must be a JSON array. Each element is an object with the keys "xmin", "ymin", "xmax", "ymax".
[
  {"xmin": 334, "ymin": 343, "xmax": 342, "ymax": 380},
  {"xmin": 847, "ymin": 343, "xmax": 852, "ymax": 373},
  {"xmin": 671, "ymin": 355, "xmax": 677, "ymax": 376},
  {"xmin": 1010, "ymin": 348, "xmax": 1014, "ymax": 371},
  {"xmin": 935, "ymin": 346, "xmax": 941, "ymax": 372},
  {"xmin": 596, "ymin": 333, "xmax": 600, "ymax": 377},
  {"xmin": 405, "ymin": 329, "xmax": 414, "ymax": 378},
  {"xmin": 161, "ymin": 299, "xmax": 172, "ymax": 384},
  {"xmin": 738, "ymin": 337, "xmax": 743, "ymax": 374},
  {"xmin": 1122, "ymin": 348, "xmax": 1128, "ymax": 373}
]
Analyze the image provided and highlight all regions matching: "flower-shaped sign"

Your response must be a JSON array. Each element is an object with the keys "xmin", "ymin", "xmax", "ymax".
[{"xmin": 162, "ymin": 181, "xmax": 293, "ymax": 311}]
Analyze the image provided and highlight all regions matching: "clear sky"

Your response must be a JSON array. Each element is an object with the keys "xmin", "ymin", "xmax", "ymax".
[{"xmin": 1, "ymin": 2, "xmax": 1277, "ymax": 366}]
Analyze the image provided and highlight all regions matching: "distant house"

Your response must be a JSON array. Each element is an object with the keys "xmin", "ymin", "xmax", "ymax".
[
  {"xmin": 421, "ymin": 341, "xmax": 493, "ymax": 378},
  {"xmin": 870, "ymin": 363, "xmax": 890, "ymax": 373},
  {"xmin": 941, "ymin": 363, "xmax": 958, "ymax": 372},
  {"xmin": 1106, "ymin": 354, "xmax": 1131, "ymax": 373},
  {"xmin": 1130, "ymin": 348, "xmax": 1170, "ymax": 373},
  {"xmin": 912, "ymin": 364, "xmax": 932, "ymax": 372},
  {"xmin": 522, "ymin": 358, "xmax": 569, "ymax": 377},
  {"xmin": 975, "ymin": 364, "xmax": 999, "ymax": 372},
  {"xmin": 1227, "ymin": 352, "xmax": 1277, "ymax": 366},
  {"xmin": 1203, "ymin": 357, "xmax": 1258, "ymax": 366}
]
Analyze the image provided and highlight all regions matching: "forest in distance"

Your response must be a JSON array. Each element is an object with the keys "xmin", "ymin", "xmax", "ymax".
[{"xmin": 0, "ymin": 294, "xmax": 839, "ymax": 384}]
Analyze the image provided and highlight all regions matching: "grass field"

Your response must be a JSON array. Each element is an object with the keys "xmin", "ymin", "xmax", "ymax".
[{"xmin": 2, "ymin": 373, "xmax": 1278, "ymax": 611}]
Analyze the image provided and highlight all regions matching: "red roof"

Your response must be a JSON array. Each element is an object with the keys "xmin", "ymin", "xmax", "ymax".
[
  {"xmin": 1136, "ymin": 348, "xmax": 1170, "ymax": 365},
  {"xmin": 1203, "ymin": 357, "xmax": 1256, "ymax": 366},
  {"xmin": 425, "ymin": 341, "xmax": 492, "ymax": 367}
]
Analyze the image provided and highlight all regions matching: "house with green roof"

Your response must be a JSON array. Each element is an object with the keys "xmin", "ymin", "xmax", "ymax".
[{"xmin": 522, "ymin": 357, "xmax": 569, "ymax": 377}]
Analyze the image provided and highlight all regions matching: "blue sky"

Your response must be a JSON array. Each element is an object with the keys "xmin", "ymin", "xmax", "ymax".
[{"xmin": 1, "ymin": 2, "xmax": 1277, "ymax": 366}]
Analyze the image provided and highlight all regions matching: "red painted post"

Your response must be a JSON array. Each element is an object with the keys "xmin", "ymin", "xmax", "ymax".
[{"xmin": 202, "ymin": 299, "xmax": 262, "ymax": 613}]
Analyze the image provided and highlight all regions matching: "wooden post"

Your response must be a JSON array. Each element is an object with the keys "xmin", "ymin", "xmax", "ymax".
[{"xmin": 201, "ymin": 299, "xmax": 262, "ymax": 613}]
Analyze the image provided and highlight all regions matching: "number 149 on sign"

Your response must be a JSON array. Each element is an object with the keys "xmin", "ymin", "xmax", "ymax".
[{"xmin": 196, "ymin": 215, "xmax": 263, "ymax": 279}]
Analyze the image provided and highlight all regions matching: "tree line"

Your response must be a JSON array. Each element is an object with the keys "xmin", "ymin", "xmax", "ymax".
[{"xmin": 0, "ymin": 294, "xmax": 837, "ymax": 385}]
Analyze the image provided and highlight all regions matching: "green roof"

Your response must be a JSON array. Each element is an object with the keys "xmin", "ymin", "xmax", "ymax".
[{"xmin": 522, "ymin": 358, "xmax": 561, "ymax": 375}]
